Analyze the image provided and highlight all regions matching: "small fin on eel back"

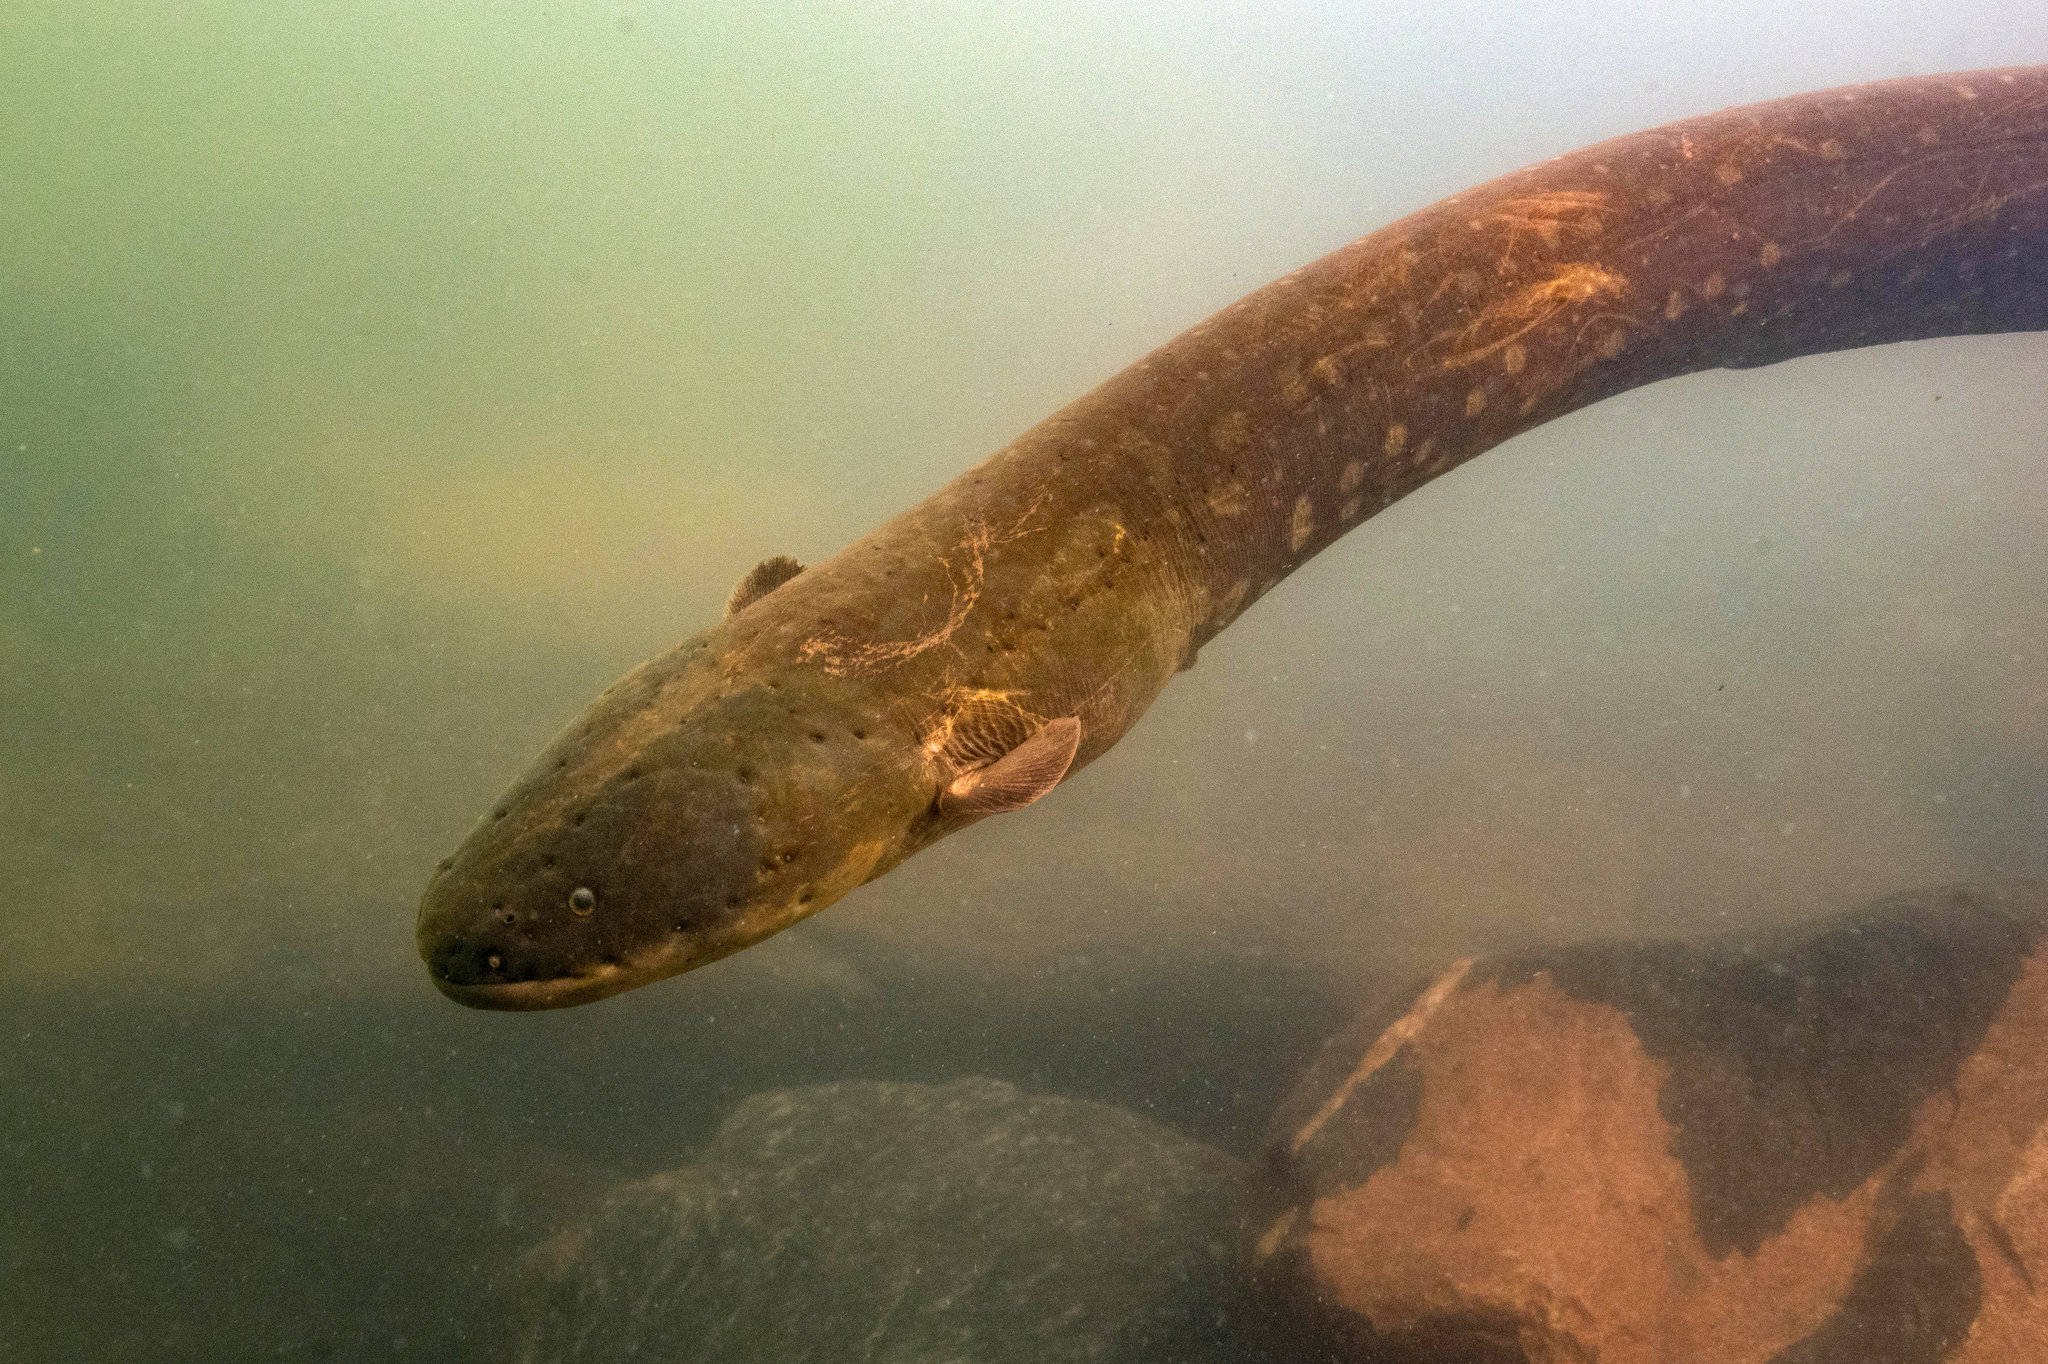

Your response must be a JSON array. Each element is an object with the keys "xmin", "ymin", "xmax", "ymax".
[{"xmin": 725, "ymin": 556, "xmax": 805, "ymax": 617}]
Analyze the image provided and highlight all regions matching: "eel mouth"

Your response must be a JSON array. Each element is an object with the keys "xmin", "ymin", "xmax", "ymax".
[
  {"xmin": 427, "ymin": 962, "xmax": 638, "ymax": 1011},
  {"xmin": 421, "ymin": 931, "xmax": 744, "ymax": 1011}
]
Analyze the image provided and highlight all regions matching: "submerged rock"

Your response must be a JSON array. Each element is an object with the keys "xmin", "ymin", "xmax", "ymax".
[
  {"xmin": 501, "ymin": 1077, "xmax": 1258, "ymax": 1363},
  {"xmin": 1246, "ymin": 880, "xmax": 2048, "ymax": 1363}
]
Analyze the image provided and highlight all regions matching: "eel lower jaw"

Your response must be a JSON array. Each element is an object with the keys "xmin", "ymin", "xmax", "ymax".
[
  {"xmin": 422, "ymin": 892, "xmax": 838, "ymax": 1011},
  {"xmin": 426, "ymin": 935, "xmax": 750, "ymax": 1011},
  {"xmin": 430, "ymin": 965, "xmax": 636, "ymax": 1011}
]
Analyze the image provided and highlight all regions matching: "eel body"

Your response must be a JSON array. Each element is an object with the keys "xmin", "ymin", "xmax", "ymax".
[{"xmin": 420, "ymin": 68, "xmax": 2048, "ymax": 1010}]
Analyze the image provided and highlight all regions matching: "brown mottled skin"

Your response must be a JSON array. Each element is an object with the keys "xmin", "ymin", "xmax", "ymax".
[{"xmin": 420, "ymin": 68, "xmax": 2048, "ymax": 1010}]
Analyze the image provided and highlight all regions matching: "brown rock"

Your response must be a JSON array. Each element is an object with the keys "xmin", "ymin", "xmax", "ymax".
[
  {"xmin": 495, "ymin": 1077, "xmax": 1260, "ymax": 1363},
  {"xmin": 1246, "ymin": 881, "xmax": 2048, "ymax": 1363}
]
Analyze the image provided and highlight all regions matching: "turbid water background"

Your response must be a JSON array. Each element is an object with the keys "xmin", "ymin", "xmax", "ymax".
[{"xmin": 6, "ymin": 2, "xmax": 2048, "ymax": 1358}]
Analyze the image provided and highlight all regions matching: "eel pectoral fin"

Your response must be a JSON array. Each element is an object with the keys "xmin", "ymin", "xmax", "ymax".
[
  {"xmin": 725, "ymin": 555, "xmax": 806, "ymax": 617},
  {"xmin": 941, "ymin": 716, "xmax": 1082, "ymax": 818}
]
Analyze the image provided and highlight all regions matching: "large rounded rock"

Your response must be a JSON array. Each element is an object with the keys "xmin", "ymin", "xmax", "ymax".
[
  {"xmin": 1246, "ymin": 881, "xmax": 2048, "ymax": 1363},
  {"xmin": 500, "ymin": 1077, "xmax": 1258, "ymax": 1363}
]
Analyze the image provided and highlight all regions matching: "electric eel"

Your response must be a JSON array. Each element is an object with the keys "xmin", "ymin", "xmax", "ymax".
[{"xmin": 419, "ymin": 68, "xmax": 2048, "ymax": 1010}]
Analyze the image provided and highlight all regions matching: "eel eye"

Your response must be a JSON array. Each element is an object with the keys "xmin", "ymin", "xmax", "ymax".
[{"xmin": 568, "ymin": 886, "xmax": 597, "ymax": 915}]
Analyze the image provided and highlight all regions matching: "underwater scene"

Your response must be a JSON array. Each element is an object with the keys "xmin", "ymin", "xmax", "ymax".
[{"xmin": 8, "ymin": 2, "xmax": 2048, "ymax": 1360}]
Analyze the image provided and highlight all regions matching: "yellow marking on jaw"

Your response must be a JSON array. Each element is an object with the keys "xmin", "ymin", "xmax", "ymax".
[
  {"xmin": 1338, "ymin": 460, "xmax": 1366, "ymax": 495},
  {"xmin": 1383, "ymin": 424, "xmax": 1408, "ymax": 459},
  {"xmin": 751, "ymin": 837, "xmax": 891, "ymax": 938},
  {"xmin": 1760, "ymin": 241, "xmax": 1784, "ymax": 267},
  {"xmin": 1465, "ymin": 386, "xmax": 1488, "ymax": 417}
]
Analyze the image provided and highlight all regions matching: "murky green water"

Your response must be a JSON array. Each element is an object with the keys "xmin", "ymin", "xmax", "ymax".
[{"xmin": 6, "ymin": 3, "xmax": 2047, "ymax": 1358}]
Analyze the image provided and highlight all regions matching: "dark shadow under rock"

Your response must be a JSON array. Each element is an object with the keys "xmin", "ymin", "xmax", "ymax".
[{"xmin": 498, "ymin": 1077, "xmax": 1265, "ymax": 1363}]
